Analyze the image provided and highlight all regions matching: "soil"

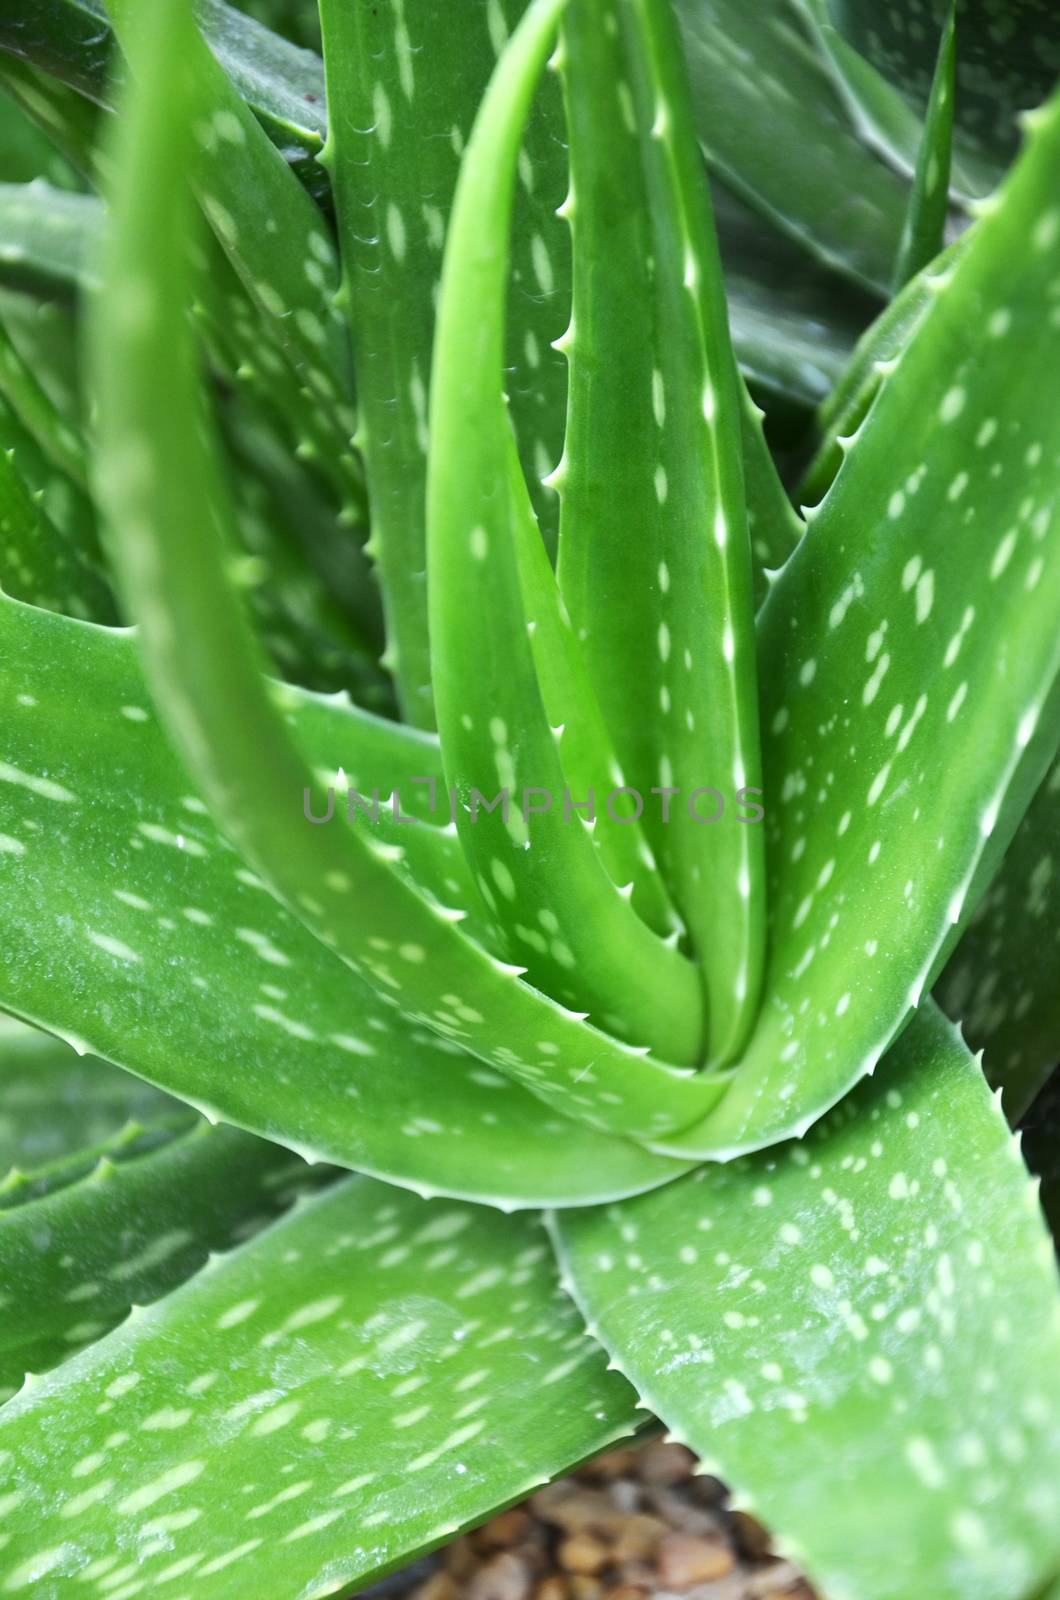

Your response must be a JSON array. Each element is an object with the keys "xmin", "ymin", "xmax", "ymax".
[{"xmin": 356, "ymin": 1439, "xmax": 817, "ymax": 1600}]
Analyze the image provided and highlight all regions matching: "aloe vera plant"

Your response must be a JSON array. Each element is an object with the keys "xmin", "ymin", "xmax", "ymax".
[{"xmin": 0, "ymin": 0, "xmax": 1058, "ymax": 1595}]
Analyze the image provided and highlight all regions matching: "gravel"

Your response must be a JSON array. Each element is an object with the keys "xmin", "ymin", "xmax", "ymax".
[{"xmin": 360, "ymin": 1439, "xmax": 817, "ymax": 1600}]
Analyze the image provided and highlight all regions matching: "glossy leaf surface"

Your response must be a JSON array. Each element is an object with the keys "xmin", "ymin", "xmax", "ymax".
[{"xmin": 555, "ymin": 1006, "xmax": 1060, "ymax": 1600}]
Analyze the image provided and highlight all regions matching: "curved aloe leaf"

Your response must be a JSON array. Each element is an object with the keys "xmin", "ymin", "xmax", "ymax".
[
  {"xmin": 0, "ymin": 79, "xmax": 83, "ymax": 188},
  {"xmin": 1023, "ymin": 1068, "xmax": 1060, "ymax": 1254},
  {"xmin": 0, "ymin": 596, "xmax": 691, "ymax": 1205},
  {"xmin": 555, "ymin": 0, "xmax": 763, "ymax": 1065},
  {"xmin": 799, "ymin": 232, "xmax": 971, "ymax": 507},
  {"xmin": 0, "ymin": 180, "xmax": 100, "ymax": 296},
  {"xmin": 0, "ymin": 401, "xmax": 114, "ymax": 621},
  {"xmin": 659, "ymin": 90, "xmax": 1060, "ymax": 1158},
  {"xmin": 793, "ymin": 0, "xmax": 995, "ymax": 201},
  {"xmin": 0, "ymin": 1177, "xmax": 640, "ymax": 1597},
  {"xmin": 0, "ymin": 313, "xmax": 86, "ymax": 489},
  {"xmin": 827, "ymin": 0, "xmax": 1059, "ymax": 170},
  {"xmin": 318, "ymin": 0, "xmax": 570, "ymax": 725},
  {"xmin": 891, "ymin": 3, "xmax": 955, "ymax": 292},
  {"xmin": 426, "ymin": 0, "xmax": 705, "ymax": 1061},
  {"xmin": 0, "ymin": 0, "xmax": 329, "ymax": 188},
  {"xmin": 90, "ymin": 0, "xmax": 724, "ymax": 1142},
  {"xmin": 106, "ymin": 0, "xmax": 352, "ymax": 421},
  {"xmin": 672, "ymin": 0, "xmax": 909, "ymax": 292},
  {"xmin": 938, "ymin": 752, "xmax": 1060, "ymax": 1122},
  {"xmin": 0, "ymin": 1116, "xmax": 193, "ymax": 1215},
  {"xmin": 554, "ymin": 1005, "xmax": 1060, "ymax": 1600},
  {"xmin": 0, "ymin": 1119, "xmax": 322, "ymax": 1398},
  {"xmin": 0, "ymin": 1018, "xmax": 173, "ymax": 1175}
]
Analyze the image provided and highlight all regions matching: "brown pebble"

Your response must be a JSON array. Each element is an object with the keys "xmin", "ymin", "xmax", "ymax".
[
  {"xmin": 657, "ymin": 1532, "xmax": 735, "ymax": 1587},
  {"xmin": 580, "ymin": 1447, "xmax": 639, "ymax": 1481},
  {"xmin": 639, "ymin": 1441, "xmax": 696, "ymax": 1485},
  {"xmin": 466, "ymin": 1551, "xmax": 533, "ymax": 1600},
  {"xmin": 730, "ymin": 1510, "xmax": 773, "ymax": 1562},
  {"xmin": 475, "ymin": 1509, "xmax": 533, "ymax": 1549},
  {"xmin": 442, "ymin": 1537, "xmax": 478, "ymax": 1580},
  {"xmin": 409, "ymin": 1573, "xmax": 457, "ymax": 1600},
  {"xmin": 567, "ymin": 1578, "xmax": 602, "ymax": 1600},
  {"xmin": 609, "ymin": 1588, "xmax": 648, "ymax": 1600},
  {"xmin": 533, "ymin": 1488, "xmax": 625, "ymax": 1537},
  {"xmin": 613, "ymin": 1512, "xmax": 667, "ymax": 1563},
  {"xmin": 558, "ymin": 1534, "xmax": 609, "ymax": 1576},
  {"xmin": 531, "ymin": 1579, "xmax": 569, "ymax": 1600}
]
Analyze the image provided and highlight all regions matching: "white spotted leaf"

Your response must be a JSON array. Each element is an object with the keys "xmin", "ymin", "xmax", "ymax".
[
  {"xmin": 657, "ymin": 89, "xmax": 1060, "ymax": 1159},
  {"xmin": 0, "ymin": 1018, "xmax": 173, "ymax": 1177},
  {"xmin": 425, "ymin": 0, "xmax": 706, "ymax": 1062},
  {"xmin": 672, "ymin": 0, "xmax": 910, "ymax": 292},
  {"xmin": 0, "ymin": 1118, "xmax": 325, "ymax": 1399},
  {"xmin": 318, "ymin": 0, "xmax": 570, "ymax": 725},
  {"xmin": 0, "ymin": 595, "xmax": 691, "ymax": 1206},
  {"xmin": 90, "ymin": 0, "xmax": 724, "ymax": 1143},
  {"xmin": 553, "ymin": 1004, "xmax": 1060, "ymax": 1600},
  {"xmin": 555, "ymin": 0, "xmax": 765, "ymax": 1066},
  {"xmin": 0, "ymin": 1177, "xmax": 640, "ymax": 1597},
  {"xmin": 939, "ymin": 749, "xmax": 1060, "ymax": 1121},
  {"xmin": 891, "ymin": 2, "xmax": 956, "ymax": 291}
]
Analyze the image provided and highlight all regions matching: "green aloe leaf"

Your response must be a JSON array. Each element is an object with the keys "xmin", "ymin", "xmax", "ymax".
[
  {"xmin": 891, "ymin": 3, "xmax": 956, "ymax": 291},
  {"xmin": 0, "ymin": 0, "xmax": 328, "ymax": 188},
  {"xmin": 0, "ymin": 596, "xmax": 691, "ymax": 1205},
  {"xmin": 672, "ymin": 0, "xmax": 909, "ymax": 293},
  {"xmin": 318, "ymin": 0, "xmax": 570, "ymax": 725},
  {"xmin": 793, "ymin": 0, "xmax": 995, "ymax": 201},
  {"xmin": 0, "ymin": 53, "xmax": 103, "ymax": 190},
  {"xmin": 0, "ymin": 400, "xmax": 114, "ymax": 621},
  {"xmin": 91, "ymin": 0, "xmax": 725, "ymax": 1142},
  {"xmin": 0, "ymin": 1115, "xmax": 193, "ymax": 1215},
  {"xmin": 554, "ymin": 0, "xmax": 764, "ymax": 1065},
  {"xmin": 106, "ymin": 0, "xmax": 353, "ymax": 421},
  {"xmin": 426, "ymin": 0, "xmax": 705, "ymax": 1061},
  {"xmin": 553, "ymin": 1004, "xmax": 1060, "ymax": 1600},
  {"xmin": 0, "ymin": 181, "xmax": 100, "ymax": 296},
  {"xmin": 0, "ymin": 1017, "xmax": 173, "ymax": 1175},
  {"xmin": 827, "ymin": 0, "xmax": 1060, "ymax": 171},
  {"xmin": 0, "ymin": 81, "xmax": 82, "ymax": 188},
  {"xmin": 938, "ymin": 751, "xmax": 1060, "ymax": 1122},
  {"xmin": 658, "ymin": 89, "xmax": 1060, "ymax": 1159},
  {"xmin": 0, "ymin": 1177, "xmax": 640, "ymax": 1596},
  {"xmin": 1023, "ymin": 1068, "xmax": 1060, "ymax": 1254},
  {"xmin": 0, "ymin": 1118, "xmax": 323, "ymax": 1398},
  {"xmin": 713, "ymin": 181, "xmax": 874, "ymax": 413},
  {"xmin": 799, "ymin": 233, "xmax": 971, "ymax": 507},
  {"xmin": 0, "ymin": 313, "xmax": 87, "ymax": 487}
]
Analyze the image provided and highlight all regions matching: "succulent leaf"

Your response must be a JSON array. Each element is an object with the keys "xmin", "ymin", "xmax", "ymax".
[
  {"xmin": 0, "ymin": 596, "xmax": 693, "ymax": 1205},
  {"xmin": 671, "ymin": 0, "xmax": 909, "ymax": 292},
  {"xmin": 827, "ymin": 0, "xmax": 1060, "ymax": 170},
  {"xmin": 553, "ymin": 1004, "xmax": 1060, "ymax": 1600},
  {"xmin": 799, "ymin": 232, "xmax": 971, "ymax": 506},
  {"xmin": 891, "ymin": 2, "xmax": 956, "ymax": 291},
  {"xmin": 0, "ymin": 1118, "xmax": 325, "ymax": 1398},
  {"xmin": 318, "ymin": 0, "xmax": 569, "ymax": 725},
  {"xmin": 0, "ymin": 1177, "xmax": 641, "ymax": 1596},
  {"xmin": 90, "ymin": 0, "xmax": 726, "ymax": 1139},
  {"xmin": 555, "ymin": 0, "xmax": 764, "ymax": 1065},
  {"xmin": 0, "ymin": 0, "xmax": 329, "ymax": 189},
  {"xmin": 938, "ymin": 751, "xmax": 1060, "ymax": 1121},
  {"xmin": 425, "ymin": 0, "xmax": 706, "ymax": 1060},
  {"xmin": 0, "ymin": 1017, "xmax": 174, "ymax": 1175},
  {"xmin": 658, "ymin": 88, "xmax": 1060, "ymax": 1159},
  {"xmin": 0, "ymin": 401, "xmax": 114, "ymax": 621},
  {"xmin": 0, "ymin": 180, "xmax": 100, "ymax": 296},
  {"xmin": 106, "ymin": 0, "xmax": 353, "ymax": 418}
]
